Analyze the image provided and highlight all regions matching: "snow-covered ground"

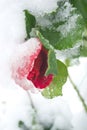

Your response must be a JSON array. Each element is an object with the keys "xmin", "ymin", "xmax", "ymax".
[{"xmin": 0, "ymin": 0, "xmax": 87, "ymax": 130}]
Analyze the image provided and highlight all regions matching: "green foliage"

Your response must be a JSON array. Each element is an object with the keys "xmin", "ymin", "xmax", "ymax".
[
  {"xmin": 46, "ymin": 50, "xmax": 58, "ymax": 76},
  {"xmin": 24, "ymin": 2, "xmax": 85, "ymax": 51},
  {"xmin": 80, "ymin": 28, "xmax": 87, "ymax": 56},
  {"xmin": 69, "ymin": 0, "xmax": 87, "ymax": 23},
  {"xmin": 39, "ymin": 28, "xmax": 61, "ymax": 49},
  {"xmin": 36, "ymin": 31, "xmax": 58, "ymax": 76},
  {"xmin": 56, "ymin": 17, "xmax": 84, "ymax": 50},
  {"xmin": 18, "ymin": 120, "xmax": 24, "ymax": 127},
  {"xmin": 18, "ymin": 120, "xmax": 29, "ymax": 130},
  {"xmin": 42, "ymin": 60, "xmax": 68, "ymax": 98},
  {"xmin": 80, "ymin": 46, "xmax": 87, "ymax": 56},
  {"xmin": 24, "ymin": 10, "xmax": 36, "ymax": 39},
  {"xmin": 37, "ymin": 6, "xmax": 84, "ymax": 50},
  {"xmin": 36, "ymin": 31, "xmax": 54, "ymax": 50},
  {"xmin": 44, "ymin": 128, "xmax": 51, "ymax": 130},
  {"xmin": 39, "ymin": 17, "xmax": 84, "ymax": 50}
]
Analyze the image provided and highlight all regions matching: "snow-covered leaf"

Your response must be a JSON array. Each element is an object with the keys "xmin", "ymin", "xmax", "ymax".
[
  {"xmin": 69, "ymin": 0, "xmax": 87, "ymax": 22},
  {"xmin": 36, "ymin": 1, "xmax": 85, "ymax": 50}
]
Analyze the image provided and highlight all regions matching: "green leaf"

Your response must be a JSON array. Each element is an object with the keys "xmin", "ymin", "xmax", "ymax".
[
  {"xmin": 80, "ymin": 28, "xmax": 87, "ymax": 57},
  {"xmin": 42, "ymin": 60, "xmax": 68, "ymax": 98},
  {"xmin": 18, "ymin": 120, "xmax": 29, "ymax": 130},
  {"xmin": 39, "ymin": 16, "xmax": 84, "ymax": 50},
  {"xmin": 80, "ymin": 46, "xmax": 87, "ymax": 56},
  {"xmin": 18, "ymin": 120, "xmax": 24, "ymax": 127},
  {"xmin": 36, "ymin": 1, "xmax": 85, "ymax": 50},
  {"xmin": 56, "ymin": 17, "xmax": 84, "ymax": 50},
  {"xmin": 24, "ymin": 10, "xmax": 36, "ymax": 39},
  {"xmin": 36, "ymin": 31, "xmax": 58, "ymax": 76},
  {"xmin": 46, "ymin": 50, "xmax": 58, "ymax": 76},
  {"xmin": 39, "ymin": 29, "xmax": 61, "ymax": 49},
  {"xmin": 69, "ymin": 0, "xmax": 87, "ymax": 23},
  {"xmin": 36, "ymin": 31, "xmax": 54, "ymax": 50}
]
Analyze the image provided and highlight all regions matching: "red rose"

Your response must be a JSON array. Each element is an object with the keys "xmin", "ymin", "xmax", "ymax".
[{"xmin": 11, "ymin": 38, "xmax": 53, "ymax": 91}]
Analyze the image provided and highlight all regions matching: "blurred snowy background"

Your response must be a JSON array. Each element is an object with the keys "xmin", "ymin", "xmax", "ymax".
[{"xmin": 0, "ymin": 0, "xmax": 87, "ymax": 130}]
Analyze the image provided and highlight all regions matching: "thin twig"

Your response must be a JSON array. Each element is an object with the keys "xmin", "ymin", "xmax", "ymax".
[{"xmin": 26, "ymin": 91, "xmax": 37, "ymax": 112}]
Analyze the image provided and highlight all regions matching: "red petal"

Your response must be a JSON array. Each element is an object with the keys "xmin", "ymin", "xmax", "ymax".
[{"xmin": 33, "ymin": 74, "xmax": 54, "ymax": 89}]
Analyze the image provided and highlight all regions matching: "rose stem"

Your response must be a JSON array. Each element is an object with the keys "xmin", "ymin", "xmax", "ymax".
[{"xmin": 26, "ymin": 91, "xmax": 37, "ymax": 112}]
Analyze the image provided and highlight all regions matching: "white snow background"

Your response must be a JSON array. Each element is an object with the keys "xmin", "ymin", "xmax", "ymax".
[{"xmin": 0, "ymin": 0, "xmax": 87, "ymax": 130}]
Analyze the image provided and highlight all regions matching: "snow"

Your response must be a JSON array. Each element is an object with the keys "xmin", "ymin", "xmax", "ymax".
[
  {"xmin": 72, "ymin": 111, "xmax": 87, "ymax": 130},
  {"xmin": 0, "ymin": 0, "xmax": 87, "ymax": 130},
  {"xmin": 57, "ymin": 14, "xmax": 78, "ymax": 37},
  {"xmin": 11, "ymin": 38, "xmax": 41, "ymax": 91}
]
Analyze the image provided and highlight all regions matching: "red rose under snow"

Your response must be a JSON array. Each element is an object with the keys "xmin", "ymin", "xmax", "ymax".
[{"xmin": 11, "ymin": 38, "xmax": 53, "ymax": 91}]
